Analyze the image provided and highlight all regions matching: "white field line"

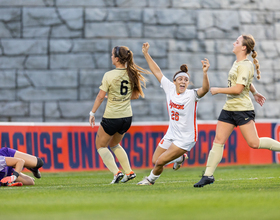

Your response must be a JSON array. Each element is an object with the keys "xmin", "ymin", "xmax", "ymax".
[{"xmin": 2, "ymin": 176, "xmax": 278, "ymax": 190}]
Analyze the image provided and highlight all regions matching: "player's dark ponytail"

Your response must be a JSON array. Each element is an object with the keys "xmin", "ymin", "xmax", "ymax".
[
  {"xmin": 173, "ymin": 64, "xmax": 190, "ymax": 81},
  {"xmin": 114, "ymin": 46, "xmax": 150, "ymax": 98}
]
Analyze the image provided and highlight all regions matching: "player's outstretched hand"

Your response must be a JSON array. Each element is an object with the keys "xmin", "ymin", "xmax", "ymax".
[
  {"xmin": 142, "ymin": 42, "xmax": 150, "ymax": 54},
  {"xmin": 210, "ymin": 87, "xmax": 219, "ymax": 95},
  {"xmin": 253, "ymin": 92, "xmax": 266, "ymax": 106},
  {"xmin": 201, "ymin": 58, "xmax": 210, "ymax": 73}
]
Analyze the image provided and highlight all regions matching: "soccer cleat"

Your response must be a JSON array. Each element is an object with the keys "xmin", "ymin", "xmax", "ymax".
[
  {"xmin": 193, "ymin": 175, "xmax": 215, "ymax": 187},
  {"xmin": 110, "ymin": 171, "xmax": 124, "ymax": 184},
  {"xmin": 121, "ymin": 171, "xmax": 136, "ymax": 183},
  {"xmin": 0, "ymin": 181, "xmax": 23, "ymax": 187},
  {"xmin": 28, "ymin": 168, "xmax": 41, "ymax": 179},
  {"xmin": 173, "ymin": 153, "xmax": 188, "ymax": 170},
  {"xmin": 9, "ymin": 182, "xmax": 23, "ymax": 187},
  {"xmin": 137, "ymin": 177, "xmax": 154, "ymax": 185}
]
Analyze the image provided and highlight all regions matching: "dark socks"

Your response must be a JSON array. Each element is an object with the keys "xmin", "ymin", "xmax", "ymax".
[{"xmin": 35, "ymin": 157, "xmax": 44, "ymax": 169}]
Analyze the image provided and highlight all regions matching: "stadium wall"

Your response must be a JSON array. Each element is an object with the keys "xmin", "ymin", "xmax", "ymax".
[
  {"xmin": 1, "ymin": 121, "xmax": 280, "ymax": 172},
  {"xmin": 0, "ymin": 0, "xmax": 280, "ymax": 123}
]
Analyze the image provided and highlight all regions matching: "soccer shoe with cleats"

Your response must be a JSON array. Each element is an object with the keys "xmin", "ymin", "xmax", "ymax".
[
  {"xmin": 0, "ymin": 181, "xmax": 23, "ymax": 187},
  {"xmin": 193, "ymin": 175, "xmax": 215, "ymax": 187},
  {"xmin": 110, "ymin": 171, "xmax": 124, "ymax": 184},
  {"xmin": 28, "ymin": 168, "xmax": 41, "ymax": 179},
  {"xmin": 9, "ymin": 182, "xmax": 23, "ymax": 187},
  {"xmin": 137, "ymin": 177, "xmax": 154, "ymax": 185},
  {"xmin": 173, "ymin": 153, "xmax": 188, "ymax": 170},
  {"xmin": 121, "ymin": 171, "xmax": 136, "ymax": 183}
]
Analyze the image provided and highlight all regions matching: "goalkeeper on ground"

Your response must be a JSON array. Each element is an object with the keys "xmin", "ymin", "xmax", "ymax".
[{"xmin": 0, "ymin": 147, "xmax": 44, "ymax": 186}]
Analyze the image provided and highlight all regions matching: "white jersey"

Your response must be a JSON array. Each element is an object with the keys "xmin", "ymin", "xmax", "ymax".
[{"xmin": 161, "ymin": 76, "xmax": 200, "ymax": 145}]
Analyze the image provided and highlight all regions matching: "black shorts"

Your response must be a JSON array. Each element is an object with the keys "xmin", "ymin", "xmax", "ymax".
[
  {"xmin": 218, "ymin": 109, "xmax": 255, "ymax": 127},
  {"xmin": 100, "ymin": 117, "xmax": 132, "ymax": 136}
]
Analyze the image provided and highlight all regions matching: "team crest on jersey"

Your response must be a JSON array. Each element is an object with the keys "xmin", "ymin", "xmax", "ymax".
[{"xmin": 169, "ymin": 100, "xmax": 184, "ymax": 110}]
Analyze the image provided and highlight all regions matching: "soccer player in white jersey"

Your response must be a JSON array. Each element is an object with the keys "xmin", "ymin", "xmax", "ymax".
[{"xmin": 137, "ymin": 42, "xmax": 210, "ymax": 185}]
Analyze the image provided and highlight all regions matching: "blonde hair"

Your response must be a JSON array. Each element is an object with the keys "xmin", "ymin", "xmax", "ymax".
[
  {"xmin": 242, "ymin": 34, "xmax": 261, "ymax": 80},
  {"xmin": 114, "ymin": 46, "xmax": 149, "ymax": 98}
]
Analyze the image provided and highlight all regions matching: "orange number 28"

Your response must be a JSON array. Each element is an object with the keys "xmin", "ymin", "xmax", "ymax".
[{"xmin": 171, "ymin": 111, "xmax": 179, "ymax": 121}]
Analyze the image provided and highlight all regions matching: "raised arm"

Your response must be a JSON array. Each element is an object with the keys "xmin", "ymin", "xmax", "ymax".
[
  {"xmin": 196, "ymin": 58, "xmax": 210, "ymax": 98},
  {"xmin": 142, "ymin": 42, "xmax": 163, "ymax": 83}
]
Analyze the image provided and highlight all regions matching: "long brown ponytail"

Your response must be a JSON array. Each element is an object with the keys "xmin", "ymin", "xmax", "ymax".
[
  {"xmin": 242, "ymin": 35, "xmax": 261, "ymax": 80},
  {"xmin": 114, "ymin": 46, "xmax": 149, "ymax": 98}
]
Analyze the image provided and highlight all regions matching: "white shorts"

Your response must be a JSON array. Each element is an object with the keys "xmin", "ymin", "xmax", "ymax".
[{"xmin": 158, "ymin": 137, "xmax": 196, "ymax": 151}]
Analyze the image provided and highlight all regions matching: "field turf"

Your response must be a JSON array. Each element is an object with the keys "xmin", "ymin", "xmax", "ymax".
[{"xmin": 1, "ymin": 164, "xmax": 279, "ymax": 220}]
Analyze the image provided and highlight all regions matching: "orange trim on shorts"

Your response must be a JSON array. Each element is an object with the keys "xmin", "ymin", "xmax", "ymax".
[{"xmin": 194, "ymin": 102, "xmax": 198, "ymax": 142}]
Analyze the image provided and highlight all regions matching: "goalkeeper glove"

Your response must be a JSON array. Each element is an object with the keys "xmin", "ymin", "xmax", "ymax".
[
  {"xmin": 0, "ymin": 171, "xmax": 19, "ymax": 186},
  {"xmin": 1, "ymin": 175, "xmax": 17, "ymax": 185}
]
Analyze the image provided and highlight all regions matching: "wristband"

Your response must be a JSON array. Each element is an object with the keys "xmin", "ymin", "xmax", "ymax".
[
  {"xmin": 89, "ymin": 111, "xmax": 95, "ymax": 117},
  {"xmin": 252, "ymin": 91, "xmax": 258, "ymax": 95}
]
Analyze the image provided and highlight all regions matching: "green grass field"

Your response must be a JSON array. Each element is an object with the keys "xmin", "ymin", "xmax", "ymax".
[{"xmin": 1, "ymin": 164, "xmax": 279, "ymax": 220}]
